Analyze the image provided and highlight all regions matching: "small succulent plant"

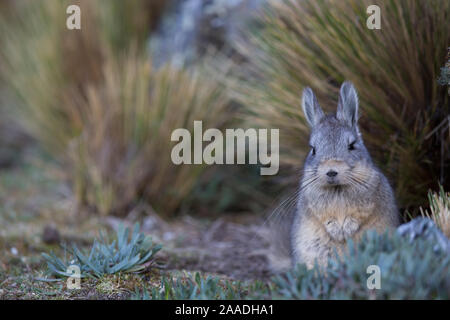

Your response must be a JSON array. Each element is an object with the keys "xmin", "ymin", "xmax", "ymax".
[
  {"xmin": 42, "ymin": 223, "xmax": 162, "ymax": 279},
  {"xmin": 270, "ymin": 228, "xmax": 450, "ymax": 299}
]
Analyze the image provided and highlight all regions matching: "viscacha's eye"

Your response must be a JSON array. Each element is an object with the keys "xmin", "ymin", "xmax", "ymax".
[
  {"xmin": 348, "ymin": 140, "xmax": 356, "ymax": 151},
  {"xmin": 310, "ymin": 145, "xmax": 316, "ymax": 155}
]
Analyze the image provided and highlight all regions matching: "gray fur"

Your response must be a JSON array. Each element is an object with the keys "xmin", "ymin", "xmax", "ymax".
[
  {"xmin": 290, "ymin": 82, "xmax": 400, "ymax": 268},
  {"xmin": 337, "ymin": 81, "xmax": 359, "ymax": 128},
  {"xmin": 302, "ymin": 87, "xmax": 324, "ymax": 127}
]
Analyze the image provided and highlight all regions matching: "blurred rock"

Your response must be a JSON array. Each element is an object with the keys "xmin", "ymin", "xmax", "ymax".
[
  {"xmin": 149, "ymin": 0, "xmax": 266, "ymax": 68},
  {"xmin": 397, "ymin": 217, "xmax": 450, "ymax": 254},
  {"xmin": 42, "ymin": 225, "xmax": 61, "ymax": 244}
]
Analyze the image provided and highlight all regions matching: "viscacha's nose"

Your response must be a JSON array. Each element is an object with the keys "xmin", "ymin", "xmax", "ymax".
[{"xmin": 326, "ymin": 170, "xmax": 338, "ymax": 177}]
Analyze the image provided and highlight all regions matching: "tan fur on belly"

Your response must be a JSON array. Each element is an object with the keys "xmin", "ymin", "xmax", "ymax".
[
  {"xmin": 308, "ymin": 197, "xmax": 375, "ymax": 228},
  {"xmin": 294, "ymin": 200, "xmax": 384, "ymax": 268}
]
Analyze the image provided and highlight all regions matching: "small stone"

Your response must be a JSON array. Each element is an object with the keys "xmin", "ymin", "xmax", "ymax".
[
  {"xmin": 397, "ymin": 217, "xmax": 450, "ymax": 254},
  {"xmin": 42, "ymin": 225, "xmax": 61, "ymax": 244}
]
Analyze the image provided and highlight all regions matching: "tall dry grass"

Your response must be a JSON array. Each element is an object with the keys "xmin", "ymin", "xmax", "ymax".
[
  {"xmin": 1, "ymin": 0, "xmax": 169, "ymax": 153},
  {"xmin": 0, "ymin": 0, "xmax": 230, "ymax": 216},
  {"xmin": 421, "ymin": 186, "xmax": 450, "ymax": 238},
  {"xmin": 69, "ymin": 52, "xmax": 230, "ymax": 215},
  {"xmin": 232, "ymin": 0, "xmax": 450, "ymax": 211}
]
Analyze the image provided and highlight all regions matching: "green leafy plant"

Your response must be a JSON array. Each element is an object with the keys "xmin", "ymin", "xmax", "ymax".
[
  {"xmin": 132, "ymin": 272, "xmax": 266, "ymax": 300},
  {"xmin": 269, "ymin": 230, "xmax": 450, "ymax": 299},
  {"xmin": 42, "ymin": 223, "xmax": 162, "ymax": 278}
]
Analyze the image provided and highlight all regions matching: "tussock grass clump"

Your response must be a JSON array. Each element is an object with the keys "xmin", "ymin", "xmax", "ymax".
[
  {"xmin": 1, "ymin": 0, "xmax": 170, "ymax": 152},
  {"xmin": 1, "ymin": 0, "xmax": 230, "ymax": 215},
  {"xmin": 94, "ymin": 0, "xmax": 170, "ymax": 52},
  {"xmin": 69, "ymin": 53, "xmax": 229, "ymax": 215},
  {"xmin": 232, "ymin": 0, "xmax": 450, "ymax": 210},
  {"xmin": 421, "ymin": 186, "xmax": 450, "ymax": 238}
]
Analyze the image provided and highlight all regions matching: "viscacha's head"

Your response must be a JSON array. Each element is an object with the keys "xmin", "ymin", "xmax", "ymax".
[{"xmin": 301, "ymin": 82, "xmax": 376, "ymax": 192}]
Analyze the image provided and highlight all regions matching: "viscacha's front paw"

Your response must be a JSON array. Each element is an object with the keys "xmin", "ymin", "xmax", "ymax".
[
  {"xmin": 343, "ymin": 216, "xmax": 359, "ymax": 238},
  {"xmin": 325, "ymin": 219, "xmax": 344, "ymax": 242}
]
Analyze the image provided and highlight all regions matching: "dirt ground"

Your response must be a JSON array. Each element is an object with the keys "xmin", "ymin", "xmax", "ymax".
[
  {"xmin": 131, "ymin": 213, "xmax": 274, "ymax": 281},
  {"xmin": 0, "ymin": 150, "xmax": 275, "ymax": 299}
]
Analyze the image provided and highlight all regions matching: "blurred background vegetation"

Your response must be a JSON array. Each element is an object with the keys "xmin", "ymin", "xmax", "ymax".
[
  {"xmin": 0, "ymin": 0, "xmax": 449, "ymax": 300},
  {"xmin": 0, "ymin": 0, "xmax": 448, "ymax": 220}
]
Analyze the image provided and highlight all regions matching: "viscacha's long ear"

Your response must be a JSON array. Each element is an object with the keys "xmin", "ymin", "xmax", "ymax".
[
  {"xmin": 337, "ymin": 81, "xmax": 359, "ymax": 127},
  {"xmin": 301, "ymin": 87, "xmax": 324, "ymax": 127}
]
